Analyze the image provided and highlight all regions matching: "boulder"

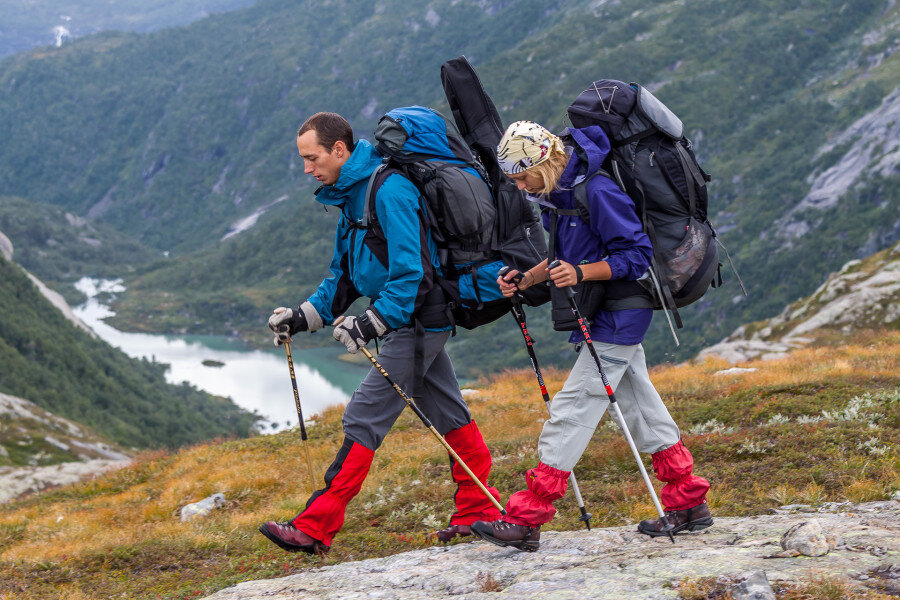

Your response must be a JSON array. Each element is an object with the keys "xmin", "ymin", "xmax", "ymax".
[{"xmin": 181, "ymin": 492, "xmax": 226, "ymax": 521}]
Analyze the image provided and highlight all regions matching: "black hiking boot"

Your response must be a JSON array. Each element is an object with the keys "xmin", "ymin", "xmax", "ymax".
[
  {"xmin": 470, "ymin": 519, "xmax": 540, "ymax": 552},
  {"xmin": 433, "ymin": 524, "xmax": 472, "ymax": 543},
  {"xmin": 637, "ymin": 503, "xmax": 713, "ymax": 537},
  {"xmin": 258, "ymin": 521, "xmax": 330, "ymax": 555}
]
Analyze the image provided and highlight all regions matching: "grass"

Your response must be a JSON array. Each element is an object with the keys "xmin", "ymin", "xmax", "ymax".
[
  {"xmin": 0, "ymin": 329, "xmax": 898, "ymax": 599},
  {"xmin": 677, "ymin": 572, "xmax": 896, "ymax": 600}
]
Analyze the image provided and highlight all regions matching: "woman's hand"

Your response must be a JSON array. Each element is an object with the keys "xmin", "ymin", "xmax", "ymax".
[{"xmin": 548, "ymin": 260, "xmax": 580, "ymax": 288}]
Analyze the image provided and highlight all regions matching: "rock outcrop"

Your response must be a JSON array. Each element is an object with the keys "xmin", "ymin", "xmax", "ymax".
[
  {"xmin": 700, "ymin": 241, "xmax": 900, "ymax": 363},
  {"xmin": 0, "ymin": 391, "xmax": 130, "ymax": 503},
  {"xmin": 202, "ymin": 500, "xmax": 898, "ymax": 600}
]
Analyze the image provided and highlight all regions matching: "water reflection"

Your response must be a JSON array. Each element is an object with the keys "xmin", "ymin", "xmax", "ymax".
[{"xmin": 71, "ymin": 278, "xmax": 367, "ymax": 432}]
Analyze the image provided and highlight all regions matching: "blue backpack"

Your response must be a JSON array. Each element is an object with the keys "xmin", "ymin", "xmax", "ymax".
[{"xmin": 364, "ymin": 104, "xmax": 548, "ymax": 330}]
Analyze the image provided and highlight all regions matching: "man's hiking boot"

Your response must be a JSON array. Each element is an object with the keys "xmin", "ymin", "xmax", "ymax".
[
  {"xmin": 470, "ymin": 520, "xmax": 540, "ymax": 552},
  {"xmin": 637, "ymin": 503, "xmax": 713, "ymax": 537},
  {"xmin": 433, "ymin": 524, "xmax": 472, "ymax": 543},
  {"xmin": 258, "ymin": 521, "xmax": 330, "ymax": 555}
]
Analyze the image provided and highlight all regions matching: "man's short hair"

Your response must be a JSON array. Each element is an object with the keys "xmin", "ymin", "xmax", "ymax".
[{"xmin": 297, "ymin": 112, "xmax": 355, "ymax": 152}]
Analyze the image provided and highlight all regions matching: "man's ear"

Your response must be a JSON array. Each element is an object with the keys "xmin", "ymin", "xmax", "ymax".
[{"xmin": 332, "ymin": 140, "xmax": 347, "ymax": 158}]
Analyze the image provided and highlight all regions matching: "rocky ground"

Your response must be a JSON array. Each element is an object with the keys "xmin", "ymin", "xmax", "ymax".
[
  {"xmin": 0, "ymin": 391, "xmax": 131, "ymax": 503},
  {"xmin": 202, "ymin": 500, "xmax": 899, "ymax": 600},
  {"xmin": 700, "ymin": 241, "xmax": 900, "ymax": 364}
]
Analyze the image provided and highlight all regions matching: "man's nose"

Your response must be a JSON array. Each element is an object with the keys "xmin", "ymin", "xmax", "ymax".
[
  {"xmin": 516, "ymin": 180, "xmax": 527, "ymax": 191},
  {"xmin": 304, "ymin": 161, "xmax": 314, "ymax": 174}
]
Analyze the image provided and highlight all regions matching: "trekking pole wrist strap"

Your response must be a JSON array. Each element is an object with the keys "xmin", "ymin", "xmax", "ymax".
[{"xmin": 574, "ymin": 264, "xmax": 584, "ymax": 284}]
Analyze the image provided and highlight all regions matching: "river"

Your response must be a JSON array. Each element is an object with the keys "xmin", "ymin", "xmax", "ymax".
[{"xmin": 72, "ymin": 278, "xmax": 369, "ymax": 432}]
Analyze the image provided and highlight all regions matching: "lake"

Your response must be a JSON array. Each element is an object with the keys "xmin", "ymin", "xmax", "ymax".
[{"xmin": 72, "ymin": 278, "xmax": 370, "ymax": 432}]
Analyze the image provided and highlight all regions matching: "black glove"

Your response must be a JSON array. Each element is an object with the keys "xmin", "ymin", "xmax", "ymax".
[
  {"xmin": 332, "ymin": 308, "xmax": 389, "ymax": 354},
  {"xmin": 267, "ymin": 306, "xmax": 307, "ymax": 345}
]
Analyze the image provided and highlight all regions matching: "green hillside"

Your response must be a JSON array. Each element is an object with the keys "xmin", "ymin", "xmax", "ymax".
[
  {"xmin": 0, "ymin": 0, "xmax": 898, "ymax": 373},
  {"xmin": 0, "ymin": 255, "xmax": 259, "ymax": 448},
  {"xmin": 0, "ymin": 196, "xmax": 156, "ymax": 305},
  {"xmin": 0, "ymin": 0, "xmax": 256, "ymax": 58}
]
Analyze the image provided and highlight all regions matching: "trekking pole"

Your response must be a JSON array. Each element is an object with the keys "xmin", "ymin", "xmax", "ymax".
[
  {"xmin": 548, "ymin": 259, "xmax": 675, "ymax": 543},
  {"xmin": 499, "ymin": 266, "xmax": 592, "ymax": 530},
  {"xmin": 333, "ymin": 317, "xmax": 506, "ymax": 516},
  {"xmin": 283, "ymin": 342, "xmax": 317, "ymax": 493}
]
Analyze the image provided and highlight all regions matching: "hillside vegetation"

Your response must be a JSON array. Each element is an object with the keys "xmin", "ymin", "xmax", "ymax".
[
  {"xmin": 0, "ymin": 0, "xmax": 257, "ymax": 58},
  {"xmin": 0, "ymin": 196, "xmax": 155, "ymax": 305},
  {"xmin": 0, "ymin": 328, "xmax": 896, "ymax": 599},
  {"xmin": 0, "ymin": 255, "xmax": 258, "ymax": 449},
  {"xmin": 0, "ymin": 0, "xmax": 898, "ymax": 375}
]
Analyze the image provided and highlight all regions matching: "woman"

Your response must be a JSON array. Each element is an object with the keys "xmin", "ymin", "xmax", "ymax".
[{"xmin": 470, "ymin": 121, "xmax": 712, "ymax": 551}]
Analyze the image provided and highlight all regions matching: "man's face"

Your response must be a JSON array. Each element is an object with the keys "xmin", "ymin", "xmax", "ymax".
[{"xmin": 297, "ymin": 130, "xmax": 348, "ymax": 186}]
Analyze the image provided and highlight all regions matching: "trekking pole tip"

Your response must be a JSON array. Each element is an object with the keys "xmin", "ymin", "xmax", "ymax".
[{"xmin": 579, "ymin": 507, "xmax": 592, "ymax": 531}]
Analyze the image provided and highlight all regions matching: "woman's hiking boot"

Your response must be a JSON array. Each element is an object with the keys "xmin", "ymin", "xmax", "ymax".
[
  {"xmin": 433, "ymin": 524, "xmax": 472, "ymax": 542},
  {"xmin": 636, "ymin": 503, "xmax": 713, "ymax": 537},
  {"xmin": 470, "ymin": 519, "xmax": 540, "ymax": 552},
  {"xmin": 258, "ymin": 521, "xmax": 330, "ymax": 555}
]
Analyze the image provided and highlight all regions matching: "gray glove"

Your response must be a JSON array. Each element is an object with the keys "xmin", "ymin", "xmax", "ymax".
[
  {"xmin": 332, "ymin": 308, "xmax": 389, "ymax": 354},
  {"xmin": 267, "ymin": 301, "xmax": 323, "ymax": 345}
]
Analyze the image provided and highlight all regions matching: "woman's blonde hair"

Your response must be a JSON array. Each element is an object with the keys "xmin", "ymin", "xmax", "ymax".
[{"xmin": 524, "ymin": 144, "xmax": 569, "ymax": 196}]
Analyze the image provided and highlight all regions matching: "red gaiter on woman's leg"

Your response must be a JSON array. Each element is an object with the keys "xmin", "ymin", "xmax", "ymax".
[
  {"xmin": 502, "ymin": 462, "xmax": 570, "ymax": 526},
  {"xmin": 652, "ymin": 440, "xmax": 710, "ymax": 511}
]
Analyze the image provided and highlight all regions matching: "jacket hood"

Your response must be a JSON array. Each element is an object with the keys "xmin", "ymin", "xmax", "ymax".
[
  {"xmin": 315, "ymin": 139, "xmax": 383, "ymax": 207},
  {"xmin": 557, "ymin": 125, "xmax": 612, "ymax": 190}
]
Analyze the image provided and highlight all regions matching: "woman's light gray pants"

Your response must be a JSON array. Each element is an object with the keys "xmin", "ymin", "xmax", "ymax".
[{"xmin": 538, "ymin": 342, "xmax": 680, "ymax": 471}]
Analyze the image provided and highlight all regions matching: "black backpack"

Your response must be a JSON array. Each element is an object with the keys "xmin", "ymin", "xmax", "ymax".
[
  {"xmin": 363, "ymin": 59, "xmax": 549, "ymax": 331},
  {"xmin": 563, "ymin": 79, "xmax": 745, "ymax": 343}
]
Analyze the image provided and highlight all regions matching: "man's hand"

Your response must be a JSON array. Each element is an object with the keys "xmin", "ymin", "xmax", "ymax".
[
  {"xmin": 332, "ymin": 308, "xmax": 389, "ymax": 354},
  {"xmin": 268, "ymin": 306, "xmax": 307, "ymax": 346},
  {"xmin": 497, "ymin": 266, "xmax": 531, "ymax": 298}
]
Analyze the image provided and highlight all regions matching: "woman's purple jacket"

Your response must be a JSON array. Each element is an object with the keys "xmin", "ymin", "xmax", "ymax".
[{"xmin": 536, "ymin": 125, "xmax": 653, "ymax": 346}]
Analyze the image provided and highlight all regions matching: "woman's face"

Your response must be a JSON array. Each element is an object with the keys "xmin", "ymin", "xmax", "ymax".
[{"xmin": 506, "ymin": 170, "xmax": 544, "ymax": 194}]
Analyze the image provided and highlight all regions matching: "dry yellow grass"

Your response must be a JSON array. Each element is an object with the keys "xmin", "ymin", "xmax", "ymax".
[{"xmin": 0, "ymin": 330, "xmax": 897, "ymax": 599}]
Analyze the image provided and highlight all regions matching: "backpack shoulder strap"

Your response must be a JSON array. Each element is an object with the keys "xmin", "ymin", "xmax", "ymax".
[
  {"xmin": 571, "ymin": 168, "xmax": 612, "ymax": 223},
  {"xmin": 362, "ymin": 162, "xmax": 398, "ymax": 228}
]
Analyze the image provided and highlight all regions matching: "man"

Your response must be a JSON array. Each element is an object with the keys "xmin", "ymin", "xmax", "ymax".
[{"xmin": 259, "ymin": 112, "xmax": 502, "ymax": 555}]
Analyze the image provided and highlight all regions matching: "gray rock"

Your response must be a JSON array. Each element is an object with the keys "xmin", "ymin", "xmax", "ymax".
[
  {"xmin": 892, "ymin": 490, "xmax": 900, "ymax": 501},
  {"xmin": 200, "ymin": 501, "xmax": 899, "ymax": 600},
  {"xmin": 181, "ymin": 492, "xmax": 226, "ymax": 521},
  {"xmin": 779, "ymin": 519, "xmax": 833, "ymax": 557},
  {"xmin": 731, "ymin": 570, "xmax": 776, "ymax": 600}
]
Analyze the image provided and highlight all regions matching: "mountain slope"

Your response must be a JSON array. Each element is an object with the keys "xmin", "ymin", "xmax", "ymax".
[
  {"xmin": 0, "ymin": 327, "xmax": 896, "ymax": 598},
  {"xmin": 0, "ymin": 0, "xmax": 257, "ymax": 58},
  {"xmin": 0, "ymin": 0, "xmax": 898, "ymax": 372},
  {"xmin": 0, "ymin": 254, "xmax": 259, "ymax": 448},
  {"xmin": 700, "ymin": 240, "xmax": 900, "ymax": 363}
]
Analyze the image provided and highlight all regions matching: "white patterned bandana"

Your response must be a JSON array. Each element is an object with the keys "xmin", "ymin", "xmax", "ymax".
[{"xmin": 497, "ymin": 121, "xmax": 564, "ymax": 174}]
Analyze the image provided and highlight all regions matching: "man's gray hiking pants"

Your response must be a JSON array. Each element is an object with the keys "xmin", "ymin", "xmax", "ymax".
[{"xmin": 343, "ymin": 327, "xmax": 471, "ymax": 450}]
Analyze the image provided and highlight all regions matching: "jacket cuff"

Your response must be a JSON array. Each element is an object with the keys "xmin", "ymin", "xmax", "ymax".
[
  {"xmin": 605, "ymin": 256, "xmax": 627, "ymax": 281},
  {"xmin": 364, "ymin": 306, "xmax": 390, "ymax": 337},
  {"xmin": 299, "ymin": 301, "xmax": 323, "ymax": 332}
]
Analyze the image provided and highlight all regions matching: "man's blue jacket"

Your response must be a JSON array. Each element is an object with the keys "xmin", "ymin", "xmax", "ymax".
[{"xmin": 306, "ymin": 139, "xmax": 441, "ymax": 330}]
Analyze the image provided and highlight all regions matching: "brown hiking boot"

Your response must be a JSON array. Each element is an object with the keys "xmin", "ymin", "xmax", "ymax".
[
  {"xmin": 470, "ymin": 519, "xmax": 540, "ymax": 552},
  {"xmin": 433, "ymin": 524, "xmax": 472, "ymax": 543},
  {"xmin": 258, "ymin": 521, "xmax": 330, "ymax": 555},
  {"xmin": 637, "ymin": 503, "xmax": 713, "ymax": 537}
]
